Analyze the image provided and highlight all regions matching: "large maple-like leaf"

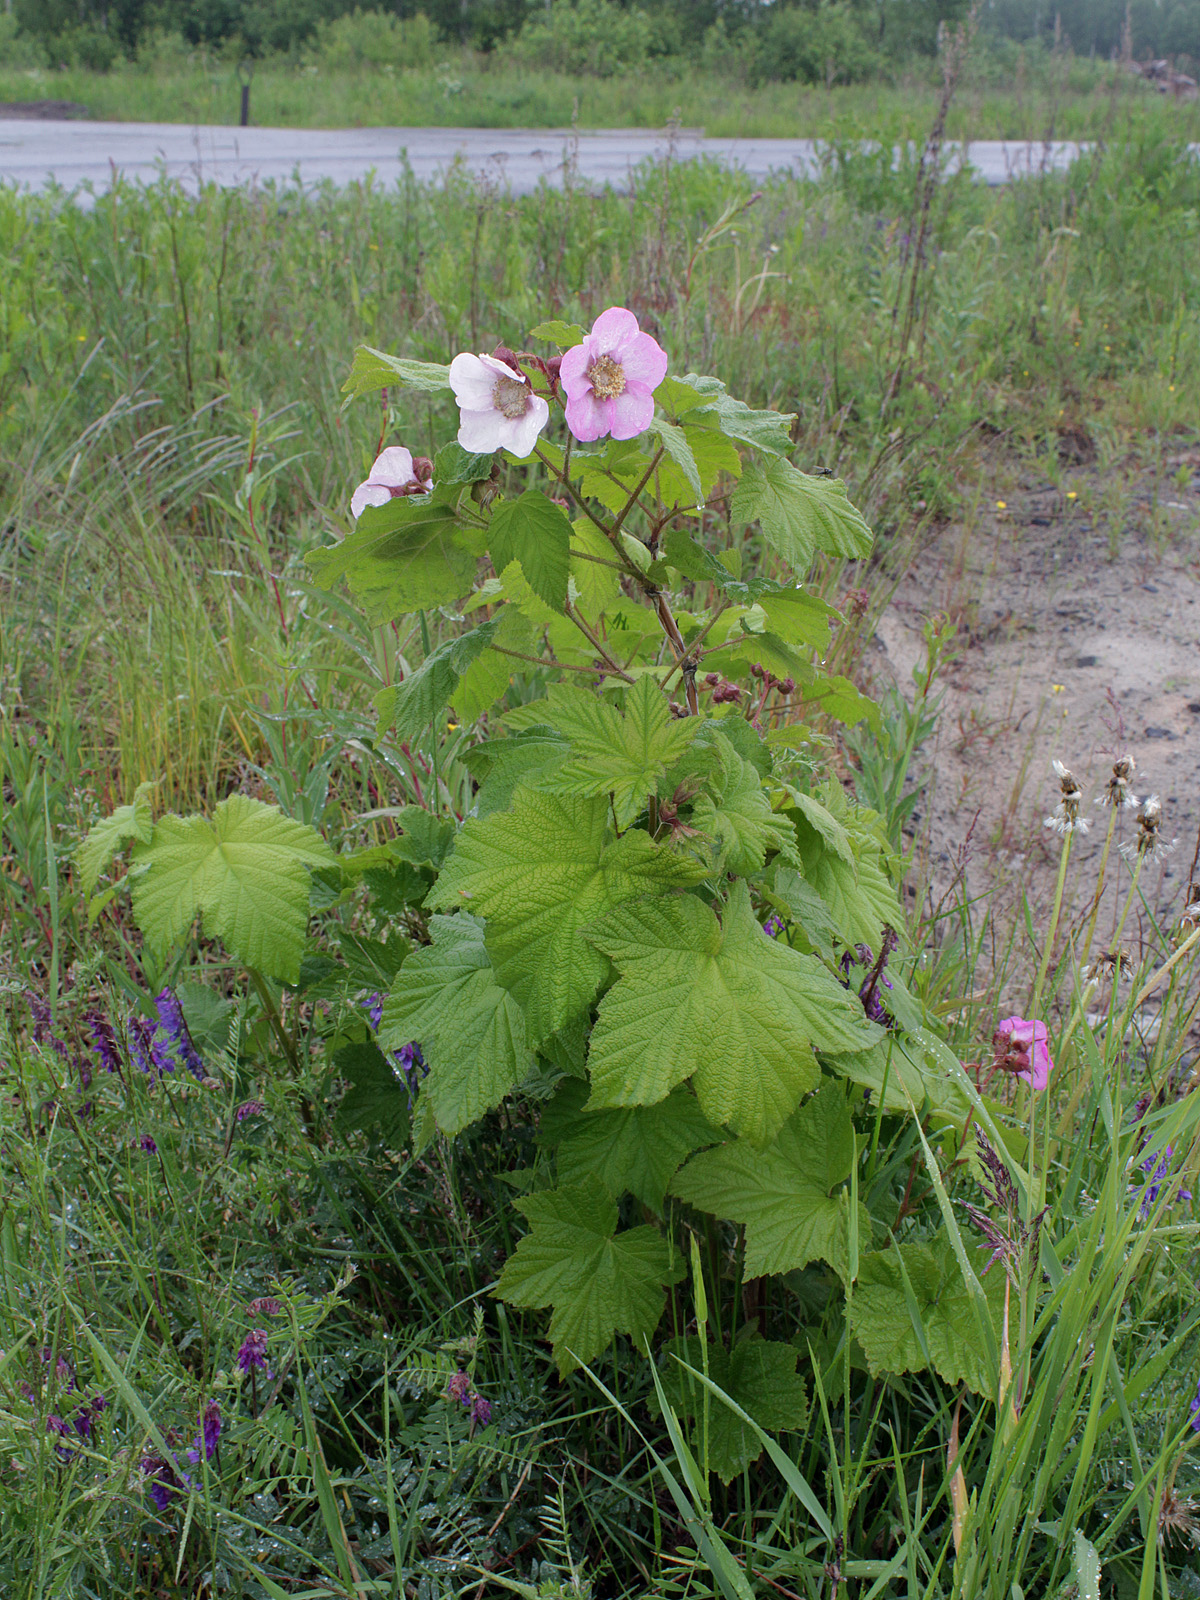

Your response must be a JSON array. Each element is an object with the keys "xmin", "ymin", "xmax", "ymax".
[
  {"xmin": 732, "ymin": 458, "xmax": 872, "ymax": 571},
  {"xmin": 660, "ymin": 1332, "xmax": 808, "ymax": 1483},
  {"xmin": 689, "ymin": 734, "xmax": 795, "ymax": 874},
  {"xmin": 585, "ymin": 881, "xmax": 875, "ymax": 1143},
  {"xmin": 489, "ymin": 490, "xmax": 572, "ymax": 614},
  {"xmin": 495, "ymin": 1178, "xmax": 684, "ymax": 1375},
  {"xmin": 541, "ymin": 678, "xmax": 697, "ymax": 829},
  {"xmin": 307, "ymin": 494, "xmax": 479, "ymax": 622},
  {"xmin": 379, "ymin": 914, "xmax": 529, "ymax": 1134},
  {"xmin": 539, "ymin": 1079, "xmax": 720, "ymax": 1212},
  {"xmin": 76, "ymin": 781, "xmax": 156, "ymax": 895},
  {"xmin": 850, "ymin": 1233, "xmax": 1005, "ymax": 1397},
  {"xmin": 427, "ymin": 790, "xmax": 703, "ymax": 1045},
  {"xmin": 131, "ymin": 795, "xmax": 334, "ymax": 982},
  {"xmin": 671, "ymin": 1079, "xmax": 867, "ymax": 1280}
]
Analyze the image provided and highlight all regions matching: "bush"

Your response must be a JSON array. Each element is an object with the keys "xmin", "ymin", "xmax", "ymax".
[
  {"xmin": 59, "ymin": 22, "xmax": 123, "ymax": 71},
  {"xmin": 133, "ymin": 27, "xmax": 197, "ymax": 72},
  {"xmin": 0, "ymin": 12, "xmax": 45, "ymax": 68},
  {"xmin": 502, "ymin": 0, "xmax": 656, "ymax": 77},
  {"xmin": 747, "ymin": 1, "xmax": 880, "ymax": 86},
  {"xmin": 309, "ymin": 8, "xmax": 436, "ymax": 71}
]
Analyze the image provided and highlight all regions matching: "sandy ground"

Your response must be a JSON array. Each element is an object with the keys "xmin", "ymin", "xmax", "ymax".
[{"xmin": 874, "ymin": 444, "xmax": 1200, "ymax": 982}]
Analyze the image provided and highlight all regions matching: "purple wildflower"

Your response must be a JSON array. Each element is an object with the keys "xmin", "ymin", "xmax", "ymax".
[
  {"xmin": 247, "ymin": 1296, "xmax": 282, "ymax": 1317},
  {"xmin": 153, "ymin": 989, "xmax": 206, "ymax": 1081},
  {"xmin": 1191, "ymin": 1380, "xmax": 1200, "ymax": 1433},
  {"xmin": 236, "ymin": 1329, "xmax": 272, "ymax": 1376},
  {"xmin": 186, "ymin": 1400, "xmax": 221, "ymax": 1466},
  {"xmin": 1137, "ymin": 1145, "xmax": 1193, "ymax": 1219},
  {"xmin": 142, "ymin": 1450, "xmax": 184, "ymax": 1510},
  {"xmin": 27, "ymin": 994, "xmax": 69, "ymax": 1060},
  {"xmin": 470, "ymin": 1393, "xmax": 492, "ymax": 1428},
  {"xmin": 236, "ymin": 1100, "xmax": 265, "ymax": 1122},
  {"xmin": 763, "ymin": 915, "xmax": 784, "ymax": 939},
  {"xmin": 362, "ymin": 993, "xmax": 385, "ymax": 1032},
  {"xmin": 446, "ymin": 1371, "xmax": 472, "ymax": 1406},
  {"xmin": 395, "ymin": 1042, "xmax": 426, "ymax": 1089},
  {"xmin": 139, "ymin": 1134, "xmax": 157, "ymax": 1154},
  {"xmin": 84, "ymin": 1011, "xmax": 121, "ymax": 1076},
  {"xmin": 73, "ymin": 1393, "xmax": 106, "ymax": 1439},
  {"xmin": 128, "ymin": 1014, "xmax": 158, "ymax": 1077},
  {"xmin": 47, "ymin": 1414, "xmax": 75, "ymax": 1461}
]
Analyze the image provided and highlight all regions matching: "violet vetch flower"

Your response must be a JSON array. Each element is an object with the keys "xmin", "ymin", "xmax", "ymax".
[
  {"xmin": 237, "ymin": 1329, "xmax": 272, "ymax": 1376},
  {"xmin": 361, "ymin": 993, "xmax": 384, "ymax": 1032},
  {"xmin": 236, "ymin": 1100, "xmax": 265, "ymax": 1122},
  {"xmin": 470, "ymin": 1393, "xmax": 492, "ymax": 1428},
  {"xmin": 449, "ymin": 350, "xmax": 549, "ymax": 458},
  {"xmin": 560, "ymin": 307, "xmax": 668, "ymax": 442},
  {"xmin": 84, "ymin": 1011, "xmax": 121, "ymax": 1076},
  {"xmin": 1191, "ymin": 1380, "xmax": 1200, "ymax": 1433},
  {"xmin": 1136, "ymin": 1144, "xmax": 1192, "ymax": 1220},
  {"xmin": 186, "ymin": 1400, "xmax": 221, "ymax": 1466},
  {"xmin": 127, "ymin": 1014, "xmax": 158, "ymax": 1077},
  {"xmin": 446, "ymin": 1371, "xmax": 472, "ymax": 1406},
  {"xmin": 993, "ymin": 1016, "xmax": 1053, "ymax": 1092},
  {"xmin": 153, "ymin": 989, "xmax": 206, "ymax": 1081},
  {"xmin": 247, "ymin": 1296, "xmax": 282, "ymax": 1317},
  {"xmin": 142, "ymin": 1450, "xmax": 184, "ymax": 1511},
  {"xmin": 350, "ymin": 446, "xmax": 432, "ymax": 520},
  {"xmin": 47, "ymin": 1414, "xmax": 75, "ymax": 1461},
  {"xmin": 763, "ymin": 915, "xmax": 784, "ymax": 938}
]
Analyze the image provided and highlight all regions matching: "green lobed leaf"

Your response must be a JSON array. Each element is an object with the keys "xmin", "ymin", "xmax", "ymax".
[
  {"xmin": 465, "ymin": 729, "xmax": 571, "ymax": 818},
  {"xmin": 379, "ymin": 913, "xmax": 529, "ymax": 1135},
  {"xmin": 76, "ymin": 780, "xmax": 156, "ymax": 895},
  {"xmin": 539, "ymin": 677, "xmax": 698, "ymax": 829},
  {"xmin": 434, "ymin": 441, "xmax": 495, "ymax": 485},
  {"xmin": 386, "ymin": 807, "xmax": 456, "ymax": 871},
  {"xmin": 657, "ymin": 423, "xmax": 741, "ymax": 512},
  {"xmin": 495, "ymin": 1177, "xmax": 684, "ymax": 1375},
  {"xmin": 527, "ymin": 319, "xmax": 587, "ymax": 347},
  {"xmin": 660, "ymin": 1333, "xmax": 808, "ymax": 1483},
  {"xmin": 307, "ymin": 495, "xmax": 479, "ymax": 623},
  {"xmin": 791, "ymin": 815, "xmax": 900, "ymax": 949},
  {"xmin": 540, "ymin": 1079, "xmax": 720, "ymax": 1213},
  {"xmin": 732, "ymin": 459, "xmax": 873, "ymax": 570},
  {"xmin": 801, "ymin": 672, "xmax": 879, "ymax": 730},
  {"xmin": 569, "ymin": 519, "xmax": 622, "ymax": 616},
  {"xmin": 757, "ymin": 586, "xmax": 835, "ymax": 652},
  {"xmin": 678, "ymin": 373, "xmax": 796, "ymax": 455},
  {"xmin": 671, "ymin": 1079, "xmax": 867, "ymax": 1281},
  {"xmin": 131, "ymin": 794, "xmax": 334, "ymax": 983},
  {"xmin": 334, "ymin": 1040, "xmax": 412, "ymax": 1145},
  {"xmin": 689, "ymin": 734, "xmax": 795, "ymax": 875},
  {"xmin": 488, "ymin": 489, "xmax": 573, "ymax": 614},
  {"xmin": 650, "ymin": 416, "xmax": 703, "ymax": 507},
  {"xmin": 374, "ymin": 616, "xmax": 503, "ymax": 742},
  {"xmin": 830, "ymin": 1032, "xmax": 973, "ymax": 1123},
  {"xmin": 850, "ymin": 1233, "xmax": 1005, "ymax": 1397},
  {"xmin": 343, "ymin": 345, "xmax": 452, "ymax": 398},
  {"xmin": 586, "ymin": 880, "xmax": 875, "ymax": 1143},
  {"xmin": 427, "ymin": 790, "xmax": 704, "ymax": 1046}
]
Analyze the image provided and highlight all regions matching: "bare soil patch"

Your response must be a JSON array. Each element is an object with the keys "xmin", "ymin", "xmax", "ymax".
[
  {"xmin": 0, "ymin": 101, "xmax": 90, "ymax": 120},
  {"xmin": 875, "ymin": 448, "xmax": 1200, "ymax": 979}
]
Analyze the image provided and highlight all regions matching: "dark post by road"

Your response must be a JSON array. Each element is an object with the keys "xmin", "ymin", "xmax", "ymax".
[{"xmin": 238, "ymin": 59, "xmax": 253, "ymax": 128}]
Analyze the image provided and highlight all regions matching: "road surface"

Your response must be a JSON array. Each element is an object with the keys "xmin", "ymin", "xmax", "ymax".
[{"xmin": 0, "ymin": 118, "xmax": 1103, "ymax": 198}]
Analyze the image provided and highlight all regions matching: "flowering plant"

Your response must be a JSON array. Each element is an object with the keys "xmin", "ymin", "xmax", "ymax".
[{"xmin": 80, "ymin": 308, "xmax": 1004, "ymax": 1473}]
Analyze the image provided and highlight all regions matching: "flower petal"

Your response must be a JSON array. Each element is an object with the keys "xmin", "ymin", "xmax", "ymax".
[
  {"xmin": 589, "ymin": 306, "xmax": 641, "ymax": 357},
  {"xmin": 608, "ymin": 385, "xmax": 655, "ymax": 441},
  {"xmin": 370, "ymin": 445, "xmax": 416, "ymax": 488},
  {"xmin": 457, "ymin": 408, "xmax": 503, "ymax": 453},
  {"xmin": 565, "ymin": 386, "xmax": 613, "ymax": 442},
  {"xmin": 506, "ymin": 393, "xmax": 550, "ymax": 458},
  {"xmin": 449, "ymin": 352, "xmax": 497, "ymax": 410},
  {"xmin": 619, "ymin": 331, "xmax": 669, "ymax": 390},
  {"xmin": 351, "ymin": 481, "xmax": 393, "ymax": 519},
  {"xmin": 559, "ymin": 343, "xmax": 590, "ymax": 388}
]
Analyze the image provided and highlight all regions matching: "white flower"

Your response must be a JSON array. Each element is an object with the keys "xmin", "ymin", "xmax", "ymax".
[
  {"xmin": 1120, "ymin": 794, "xmax": 1178, "ymax": 863},
  {"xmin": 350, "ymin": 446, "xmax": 429, "ymax": 520},
  {"xmin": 448, "ymin": 352, "xmax": 549, "ymax": 459},
  {"xmin": 1096, "ymin": 753, "xmax": 1139, "ymax": 810},
  {"xmin": 1045, "ymin": 759, "xmax": 1090, "ymax": 835}
]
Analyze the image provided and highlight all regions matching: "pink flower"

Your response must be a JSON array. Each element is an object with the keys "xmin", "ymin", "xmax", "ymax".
[
  {"xmin": 559, "ymin": 307, "xmax": 668, "ymax": 443},
  {"xmin": 994, "ymin": 1015, "xmax": 1053, "ymax": 1091},
  {"xmin": 350, "ymin": 446, "xmax": 432, "ymax": 520},
  {"xmin": 448, "ymin": 351, "xmax": 549, "ymax": 458}
]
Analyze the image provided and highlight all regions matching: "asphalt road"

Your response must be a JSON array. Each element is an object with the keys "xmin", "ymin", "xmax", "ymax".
[{"xmin": 0, "ymin": 118, "xmax": 1103, "ymax": 198}]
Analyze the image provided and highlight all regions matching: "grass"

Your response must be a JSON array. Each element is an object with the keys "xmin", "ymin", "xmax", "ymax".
[
  {"xmin": 2, "ymin": 52, "xmax": 1199, "ymax": 140},
  {"xmin": 2, "ymin": 114, "xmax": 1200, "ymax": 1597}
]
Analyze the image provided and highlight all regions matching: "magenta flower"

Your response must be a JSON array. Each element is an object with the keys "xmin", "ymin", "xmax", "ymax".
[
  {"xmin": 350, "ymin": 446, "xmax": 432, "ymax": 520},
  {"xmin": 559, "ymin": 307, "xmax": 668, "ymax": 442},
  {"xmin": 449, "ymin": 351, "xmax": 549, "ymax": 458},
  {"xmin": 994, "ymin": 1015, "xmax": 1053, "ymax": 1091}
]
